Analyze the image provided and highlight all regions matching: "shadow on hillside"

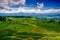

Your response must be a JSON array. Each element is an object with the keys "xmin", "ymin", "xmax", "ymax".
[{"xmin": 0, "ymin": 29, "xmax": 46, "ymax": 40}]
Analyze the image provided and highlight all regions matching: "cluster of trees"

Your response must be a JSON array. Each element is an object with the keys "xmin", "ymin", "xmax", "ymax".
[
  {"xmin": 0, "ymin": 16, "xmax": 60, "ymax": 25},
  {"xmin": 42, "ymin": 19, "xmax": 60, "ymax": 25},
  {"xmin": 0, "ymin": 16, "xmax": 6, "ymax": 21}
]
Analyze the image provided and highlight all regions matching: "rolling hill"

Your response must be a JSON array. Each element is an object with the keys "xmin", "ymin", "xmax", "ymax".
[{"xmin": 0, "ymin": 17, "xmax": 60, "ymax": 40}]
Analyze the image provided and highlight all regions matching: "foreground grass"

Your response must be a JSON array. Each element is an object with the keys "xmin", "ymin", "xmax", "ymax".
[{"xmin": 0, "ymin": 17, "xmax": 60, "ymax": 40}]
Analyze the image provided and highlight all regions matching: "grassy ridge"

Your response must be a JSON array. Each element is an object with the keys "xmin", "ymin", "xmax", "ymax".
[
  {"xmin": 0, "ymin": 17, "xmax": 60, "ymax": 40},
  {"xmin": 6, "ymin": 17, "xmax": 60, "ymax": 33}
]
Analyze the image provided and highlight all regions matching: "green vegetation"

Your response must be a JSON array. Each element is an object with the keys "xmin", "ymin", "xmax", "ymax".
[{"xmin": 0, "ymin": 17, "xmax": 60, "ymax": 40}]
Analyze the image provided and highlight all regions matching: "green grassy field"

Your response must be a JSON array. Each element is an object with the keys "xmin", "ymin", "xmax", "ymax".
[{"xmin": 0, "ymin": 17, "xmax": 60, "ymax": 40}]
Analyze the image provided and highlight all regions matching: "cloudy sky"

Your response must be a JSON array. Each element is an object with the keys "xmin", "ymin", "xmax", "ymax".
[{"xmin": 0, "ymin": 0, "xmax": 60, "ymax": 13}]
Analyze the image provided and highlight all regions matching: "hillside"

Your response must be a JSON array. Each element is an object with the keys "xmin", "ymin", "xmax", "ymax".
[{"xmin": 0, "ymin": 17, "xmax": 60, "ymax": 40}]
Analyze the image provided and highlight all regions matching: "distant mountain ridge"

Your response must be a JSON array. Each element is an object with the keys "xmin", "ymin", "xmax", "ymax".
[
  {"xmin": 0, "ymin": 13, "xmax": 60, "ymax": 16},
  {"xmin": 0, "ymin": 13, "xmax": 60, "ymax": 19}
]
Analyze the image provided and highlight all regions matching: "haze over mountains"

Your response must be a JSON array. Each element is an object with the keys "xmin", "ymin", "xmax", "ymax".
[{"xmin": 0, "ymin": 13, "xmax": 60, "ymax": 19}]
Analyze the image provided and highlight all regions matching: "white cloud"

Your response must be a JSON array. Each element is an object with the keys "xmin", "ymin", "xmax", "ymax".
[
  {"xmin": 9, "ymin": 0, "xmax": 26, "ymax": 6},
  {"xmin": 19, "ymin": 0, "xmax": 26, "ymax": 5},
  {"xmin": 18, "ymin": 7, "xmax": 60, "ymax": 13},
  {"xmin": 18, "ymin": 7, "xmax": 36, "ymax": 13},
  {"xmin": 0, "ymin": 0, "xmax": 26, "ymax": 9},
  {"xmin": 37, "ymin": 2, "xmax": 44, "ymax": 9},
  {"xmin": 0, "ymin": 0, "xmax": 60, "ymax": 14},
  {"xmin": 0, "ymin": 0, "xmax": 9, "ymax": 9},
  {"xmin": 43, "ymin": 9, "xmax": 60, "ymax": 13},
  {"xmin": 0, "ymin": 7, "xmax": 60, "ymax": 14}
]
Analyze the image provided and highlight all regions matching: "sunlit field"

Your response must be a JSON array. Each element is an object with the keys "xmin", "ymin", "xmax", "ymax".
[{"xmin": 0, "ymin": 16, "xmax": 60, "ymax": 40}]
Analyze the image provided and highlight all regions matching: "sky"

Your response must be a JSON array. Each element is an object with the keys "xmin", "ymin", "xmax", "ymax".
[
  {"xmin": 0, "ymin": 0, "xmax": 60, "ymax": 13},
  {"xmin": 26, "ymin": 0, "xmax": 60, "ymax": 8}
]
